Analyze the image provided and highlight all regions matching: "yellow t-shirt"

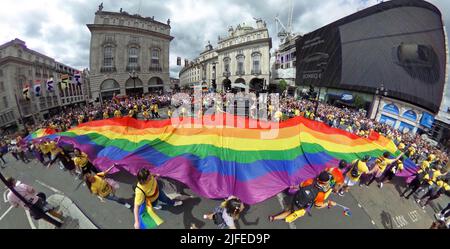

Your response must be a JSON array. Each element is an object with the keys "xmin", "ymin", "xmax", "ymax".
[
  {"xmin": 143, "ymin": 111, "xmax": 149, "ymax": 119},
  {"xmin": 134, "ymin": 176, "xmax": 159, "ymax": 206},
  {"xmin": 347, "ymin": 159, "xmax": 369, "ymax": 181},
  {"xmin": 294, "ymin": 109, "xmax": 300, "ymax": 116},
  {"xmin": 73, "ymin": 152, "xmax": 89, "ymax": 169},
  {"xmin": 275, "ymin": 111, "xmax": 283, "ymax": 120},
  {"xmin": 103, "ymin": 112, "xmax": 109, "ymax": 119},
  {"xmin": 423, "ymin": 169, "xmax": 442, "ymax": 185},
  {"xmin": 375, "ymin": 157, "xmax": 397, "ymax": 172},
  {"xmin": 128, "ymin": 110, "xmax": 134, "ymax": 117},
  {"xmin": 49, "ymin": 141, "xmax": 61, "ymax": 156},
  {"xmin": 39, "ymin": 143, "xmax": 51, "ymax": 154},
  {"xmin": 90, "ymin": 173, "xmax": 112, "ymax": 198},
  {"xmin": 167, "ymin": 110, "xmax": 173, "ymax": 117},
  {"xmin": 420, "ymin": 160, "xmax": 431, "ymax": 171},
  {"xmin": 114, "ymin": 110, "xmax": 121, "ymax": 118}
]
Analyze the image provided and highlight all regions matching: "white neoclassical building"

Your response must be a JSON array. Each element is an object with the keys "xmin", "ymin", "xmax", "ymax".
[
  {"xmin": 87, "ymin": 5, "xmax": 173, "ymax": 102},
  {"xmin": 179, "ymin": 19, "xmax": 272, "ymax": 93}
]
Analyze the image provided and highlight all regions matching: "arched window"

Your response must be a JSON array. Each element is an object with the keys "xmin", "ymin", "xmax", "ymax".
[
  {"xmin": 252, "ymin": 52, "xmax": 261, "ymax": 75},
  {"xmin": 128, "ymin": 47, "xmax": 139, "ymax": 67},
  {"xmin": 103, "ymin": 46, "xmax": 113, "ymax": 67},
  {"xmin": 223, "ymin": 57, "xmax": 231, "ymax": 76}
]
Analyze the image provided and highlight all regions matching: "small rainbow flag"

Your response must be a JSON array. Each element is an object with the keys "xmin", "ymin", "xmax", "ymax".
[
  {"xmin": 24, "ymin": 128, "xmax": 56, "ymax": 143},
  {"xmin": 138, "ymin": 200, "xmax": 164, "ymax": 229},
  {"xmin": 42, "ymin": 114, "xmax": 418, "ymax": 204}
]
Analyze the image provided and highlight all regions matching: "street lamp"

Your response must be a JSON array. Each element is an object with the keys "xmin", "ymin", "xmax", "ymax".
[
  {"xmin": 128, "ymin": 70, "xmax": 138, "ymax": 97},
  {"xmin": 374, "ymin": 83, "xmax": 388, "ymax": 121}
]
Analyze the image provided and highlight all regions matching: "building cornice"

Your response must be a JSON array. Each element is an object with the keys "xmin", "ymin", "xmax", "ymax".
[
  {"xmin": 218, "ymin": 28, "xmax": 268, "ymax": 43},
  {"xmin": 216, "ymin": 38, "xmax": 272, "ymax": 53},
  {"xmin": 0, "ymin": 56, "xmax": 33, "ymax": 67},
  {"xmin": 87, "ymin": 24, "xmax": 174, "ymax": 41},
  {"xmin": 95, "ymin": 11, "xmax": 171, "ymax": 28}
]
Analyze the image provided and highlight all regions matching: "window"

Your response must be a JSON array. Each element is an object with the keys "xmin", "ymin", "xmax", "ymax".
[
  {"xmin": 236, "ymin": 55, "xmax": 244, "ymax": 75},
  {"xmin": 151, "ymin": 48, "xmax": 160, "ymax": 65},
  {"xmin": 252, "ymin": 53, "xmax": 261, "ymax": 74},
  {"xmin": 223, "ymin": 57, "xmax": 231, "ymax": 74},
  {"xmin": 3, "ymin": 96, "xmax": 7, "ymax": 108},
  {"xmin": 0, "ymin": 81, "xmax": 4, "ymax": 91},
  {"xmin": 103, "ymin": 46, "xmax": 113, "ymax": 67},
  {"xmin": 128, "ymin": 47, "xmax": 139, "ymax": 66}
]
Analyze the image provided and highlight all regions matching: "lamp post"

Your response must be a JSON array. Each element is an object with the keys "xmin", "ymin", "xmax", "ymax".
[
  {"xmin": 128, "ymin": 70, "xmax": 138, "ymax": 97},
  {"xmin": 374, "ymin": 83, "xmax": 388, "ymax": 121}
]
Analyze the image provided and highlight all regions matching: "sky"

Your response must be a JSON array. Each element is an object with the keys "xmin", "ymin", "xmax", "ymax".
[{"xmin": 0, "ymin": 0, "xmax": 449, "ymax": 116}]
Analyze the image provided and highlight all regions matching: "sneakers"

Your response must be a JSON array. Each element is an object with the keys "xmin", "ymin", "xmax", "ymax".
[
  {"xmin": 378, "ymin": 182, "xmax": 383, "ymax": 189},
  {"xmin": 174, "ymin": 200, "xmax": 183, "ymax": 207},
  {"xmin": 338, "ymin": 191, "xmax": 345, "ymax": 197},
  {"xmin": 203, "ymin": 214, "xmax": 208, "ymax": 219},
  {"xmin": 435, "ymin": 213, "xmax": 444, "ymax": 221},
  {"xmin": 153, "ymin": 205, "xmax": 162, "ymax": 210},
  {"xmin": 124, "ymin": 203, "xmax": 132, "ymax": 209}
]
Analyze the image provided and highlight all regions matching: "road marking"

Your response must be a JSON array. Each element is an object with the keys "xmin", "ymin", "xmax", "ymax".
[
  {"xmin": 371, "ymin": 220, "xmax": 375, "ymax": 225},
  {"xmin": 408, "ymin": 210, "xmax": 420, "ymax": 223},
  {"xmin": 3, "ymin": 190, "xmax": 9, "ymax": 203},
  {"xmin": 0, "ymin": 206, "xmax": 13, "ymax": 221},
  {"xmin": 358, "ymin": 203, "xmax": 362, "ymax": 208},
  {"xmin": 35, "ymin": 180, "xmax": 63, "ymax": 194},
  {"xmin": 393, "ymin": 215, "xmax": 409, "ymax": 228},
  {"xmin": 24, "ymin": 210, "xmax": 36, "ymax": 229},
  {"xmin": 276, "ymin": 193, "xmax": 296, "ymax": 229}
]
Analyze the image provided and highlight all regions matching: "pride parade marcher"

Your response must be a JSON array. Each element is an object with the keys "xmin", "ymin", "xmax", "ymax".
[
  {"xmin": 268, "ymin": 171, "xmax": 336, "ymax": 223},
  {"xmin": 133, "ymin": 168, "xmax": 183, "ymax": 229},
  {"xmin": 73, "ymin": 148, "xmax": 99, "ymax": 179},
  {"xmin": 203, "ymin": 196, "xmax": 244, "ymax": 229},
  {"xmin": 366, "ymin": 151, "xmax": 404, "ymax": 188},
  {"xmin": 85, "ymin": 164, "xmax": 132, "ymax": 209},
  {"xmin": 342, "ymin": 155, "xmax": 371, "ymax": 194}
]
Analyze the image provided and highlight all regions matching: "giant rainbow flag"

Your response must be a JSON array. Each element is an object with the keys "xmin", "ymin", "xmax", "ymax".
[
  {"xmin": 43, "ymin": 114, "xmax": 418, "ymax": 204},
  {"xmin": 24, "ymin": 128, "xmax": 56, "ymax": 143}
]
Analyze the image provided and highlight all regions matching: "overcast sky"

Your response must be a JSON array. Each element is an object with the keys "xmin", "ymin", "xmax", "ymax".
[{"xmin": 0, "ymin": 0, "xmax": 449, "ymax": 114}]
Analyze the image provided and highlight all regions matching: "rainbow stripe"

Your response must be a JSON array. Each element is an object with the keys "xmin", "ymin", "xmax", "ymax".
[
  {"xmin": 45, "ymin": 114, "xmax": 418, "ymax": 204},
  {"xmin": 24, "ymin": 128, "xmax": 56, "ymax": 142},
  {"xmin": 138, "ymin": 201, "xmax": 164, "ymax": 229}
]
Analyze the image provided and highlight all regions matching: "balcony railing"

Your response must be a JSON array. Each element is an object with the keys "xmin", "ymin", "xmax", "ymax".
[
  {"xmin": 149, "ymin": 65, "xmax": 162, "ymax": 72},
  {"xmin": 251, "ymin": 69, "xmax": 261, "ymax": 75},
  {"xmin": 126, "ymin": 65, "xmax": 141, "ymax": 72},
  {"xmin": 236, "ymin": 70, "xmax": 245, "ymax": 76},
  {"xmin": 100, "ymin": 66, "xmax": 117, "ymax": 73}
]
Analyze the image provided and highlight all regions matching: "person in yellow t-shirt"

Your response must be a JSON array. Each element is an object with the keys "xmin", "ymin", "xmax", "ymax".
[
  {"xmin": 78, "ymin": 115, "xmax": 85, "ymax": 125},
  {"xmin": 103, "ymin": 111, "xmax": 109, "ymax": 119},
  {"xmin": 420, "ymin": 154, "xmax": 436, "ymax": 171},
  {"xmin": 128, "ymin": 109, "xmax": 135, "ymax": 118},
  {"xmin": 114, "ymin": 109, "xmax": 122, "ymax": 118},
  {"xmin": 73, "ymin": 148, "xmax": 99, "ymax": 178},
  {"xmin": 342, "ymin": 156, "xmax": 371, "ymax": 193},
  {"xmin": 39, "ymin": 141, "xmax": 52, "ymax": 161},
  {"xmin": 133, "ymin": 168, "xmax": 183, "ymax": 229},
  {"xmin": 418, "ymin": 171, "xmax": 448, "ymax": 208},
  {"xmin": 294, "ymin": 109, "xmax": 300, "ymax": 117},
  {"xmin": 406, "ymin": 144, "xmax": 416, "ymax": 158},
  {"xmin": 167, "ymin": 107, "xmax": 173, "ymax": 118},
  {"xmin": 367, "ymin": 151, "xmax": 404, "ymax": 188},
  {"xmin": 142, "ymin": 109, "xmax": 150, "ymax": 121},
  {"xmin": 85, "ymin": 164, "xmax": 131, "ymax": 208},
  {"xmin": 274, "ymin": 110, "xmax": 283, "ymax": 122}
]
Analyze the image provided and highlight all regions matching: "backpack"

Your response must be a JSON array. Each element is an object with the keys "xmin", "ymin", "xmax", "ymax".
[
  {"xmin": 293, "ymin": 181, "xmax": 320, "ymax": 209},
  {"xmin": 212, "ymin": 207, "xmax": 228, "ymax": 229},
  {"xmin": 350, "ymin": 160, "xmax": 361, "ymax": 178}
]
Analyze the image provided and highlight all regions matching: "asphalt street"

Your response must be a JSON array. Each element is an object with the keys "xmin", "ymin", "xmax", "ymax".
[{"xmin": 1, "ymin": 151, "xmax": 446, "ymax": 229}]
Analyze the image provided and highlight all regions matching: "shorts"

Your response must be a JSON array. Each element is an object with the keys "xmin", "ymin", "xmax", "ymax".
[{"xmin": 344, "ymin": 176, "xmax": 358, "ymax": 187}]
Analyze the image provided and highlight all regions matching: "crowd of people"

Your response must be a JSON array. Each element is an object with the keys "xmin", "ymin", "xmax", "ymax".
[{"xmin": 0, "ymin": 90, "xmax": 449, "ymax": 229}]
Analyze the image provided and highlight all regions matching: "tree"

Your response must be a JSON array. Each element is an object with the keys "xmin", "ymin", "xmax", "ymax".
[{"xmin": 279, "ymin": 79, "xmax": 287, "ymax": 94}]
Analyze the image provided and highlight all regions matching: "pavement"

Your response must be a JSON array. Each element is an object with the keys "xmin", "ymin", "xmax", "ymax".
[{"xmin": 0, "ymin": 143, "xmax": 448, "ymax": 229}]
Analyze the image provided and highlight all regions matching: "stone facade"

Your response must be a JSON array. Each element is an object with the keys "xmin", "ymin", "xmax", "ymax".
[
  {"xmin": 179, "ymin": 19, "xmax": 272, "ymax": 93},
  {"xmin": 87, "ymin": 7, "xmax": 173, "ymax": 102},
  {"xmin": 0, "ymin": 39, "xmax": 87, "ymax": 129}
]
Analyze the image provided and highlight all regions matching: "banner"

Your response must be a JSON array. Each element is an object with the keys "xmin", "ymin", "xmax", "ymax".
[
  {"xmin": 22, "ymin": 85, "xmax": 30, "ymax": 101},
  {"xmin": 34, "ymin": 80, "xmax": 41, "ymax": 97},
  {"xmin": 61, "ymin": 74, "xmax": 69, "ymax": 90},
  {"xmin": 47, "ymin": 78, "xmax": 54, "ymax": 92},
  {"xmin": 73, "ymin": 72, "xmax": 82, "ymax": 86}
]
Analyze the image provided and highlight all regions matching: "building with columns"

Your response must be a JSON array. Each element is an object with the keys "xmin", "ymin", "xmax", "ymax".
[
  {"xmin": 179, "ymin": 19, "xmax": 272, "ymax": 93},
  {"xmin": 0, "ymin": 38, "xmax": 87, "ymax": 130},
  {"xmin": 87, "ymin": 5, "xmax": 173, "ymax": 102}
]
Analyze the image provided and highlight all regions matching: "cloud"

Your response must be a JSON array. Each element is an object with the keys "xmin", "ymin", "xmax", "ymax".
[{"xmin": 1, "ymin": 0, "xmax": 449, "ymax": 86}]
